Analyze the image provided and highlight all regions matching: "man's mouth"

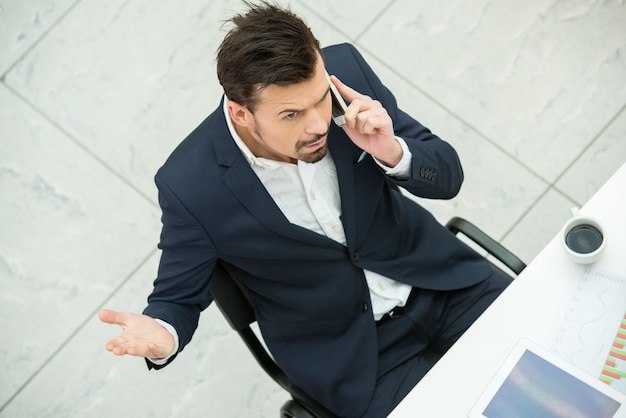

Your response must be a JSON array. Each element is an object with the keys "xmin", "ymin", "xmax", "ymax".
[{"xmin": 303, "ymin": 136, "xmax": 326, "ymax": 150}]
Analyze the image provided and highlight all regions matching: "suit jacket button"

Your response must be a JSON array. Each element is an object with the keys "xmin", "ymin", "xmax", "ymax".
[
  {"xmin": 361, "ymin": 303, "xmax": 368, "ymax": 312},
  {"xmin": 352, "ymin": 252, "xmax": 360, "ymax": 262}
]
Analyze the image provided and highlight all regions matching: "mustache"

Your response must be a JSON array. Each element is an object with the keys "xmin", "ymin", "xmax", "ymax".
[{"xmin": 295, "ymin": 129, "xmax": 329, "ymax": 150}]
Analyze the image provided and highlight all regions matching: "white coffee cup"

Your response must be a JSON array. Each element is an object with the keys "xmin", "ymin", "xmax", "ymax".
[{"xmin": 561, "ymin": 211, "xmax": 606, "ymax": 264}]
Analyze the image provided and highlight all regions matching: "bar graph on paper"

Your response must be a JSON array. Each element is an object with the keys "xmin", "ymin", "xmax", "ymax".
[
  {"xmin": 551, "ymin": 267, "xmax": 626, "ymax": 395},
  {"xmin": 601, "ymin": 315, "xmax": 626, "ymax": 393}
]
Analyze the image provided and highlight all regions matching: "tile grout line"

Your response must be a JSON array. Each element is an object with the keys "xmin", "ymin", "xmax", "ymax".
[
  {"xmin": 292, "ymin": 0, "xmax": 353, "ymax": 42},
  {"xmin": 1, "ymin": 0, "xmax": 83, "ymax": 80},
  {"xmin": 548, "ymin": 103, "xmax": 626, "ymax": 202},
  {"xmin": 500, "ymin": 185, "xmax": 551, "ymax": 243},
  {"xmin": 353, "ymin": 0, "xmax": 399, "ymax": 43},
  {"xmin": 2, "ymin": 0, "xmax": 158, "ymax": 208},
  {"xmin": 498, "ymin": 103, "xmax": 626, "ymax": 245},
  {"xmin": 292, "ymin": 0, "xmax": 399, "ymax": 45},
  {"xmin": 0, "ymin": 247, "xmax": 159, "ymax": 414},
  {"xmin": 361, "ymin": 42, "xmax": 552, "ymax": 187},
  {"xmin": 2, "ymin": 81, "xmax": 159, "ymax": 209}
]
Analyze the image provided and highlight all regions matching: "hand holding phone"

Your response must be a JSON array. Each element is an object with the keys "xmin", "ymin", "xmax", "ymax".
[{"xmin": 325, "ymin": 73, "xmax": 402, "ymax": 167}]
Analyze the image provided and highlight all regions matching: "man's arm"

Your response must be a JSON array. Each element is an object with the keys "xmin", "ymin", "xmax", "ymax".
[
  {"xmin": 142, "ymin": 174, "xmax": 218, "ymax": 358},
  {"xmin": 328, "ymin": 43, "xmax": 464, "ymax": 200},
  {"xmin": 100, "ymin": 173, "xmax": 217, "ymax": 368}
]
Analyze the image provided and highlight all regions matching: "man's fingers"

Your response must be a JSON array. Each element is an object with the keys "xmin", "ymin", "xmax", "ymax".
[
  {"xmin": 330, "ymin": 77, "xmax": 387, "ymax": 130},
  {"xmin": 106, "ymin": 340, "xmax": 165, "ymax": 358},
  {"xmin": 330, "ymin": 75, "xmax": 361, "ymax": 103},
  {"xmin": 101, "ymin": 310, "xmax": 133, "ymax": 355},
  {"xmin": 98, "ymin": 309, "xmax": 121, "ymax": 325},
  {"xmin": 99, "ymin": 309, "xmax": 132, "ymax": 329},
  {"xmin": 105, "ymin": 336, "xmax": 126, "ymax": 355},
  {"xmin": 352, "ymin": 107, "xmax": 386, "ymax": 134},
  {"xmin": 105, "ymin": 336, "xmax": 140, "ymax": 356}
]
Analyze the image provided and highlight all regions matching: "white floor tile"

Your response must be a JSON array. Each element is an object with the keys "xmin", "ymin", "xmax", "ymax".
[
  {"xmin": 5, "ymin": 0, "xmax": 236, "ymax": 197},
  {"xmin": 292, "ymin": 0, "xmax": 396, "ymax": 41},
  {"xmin": 0, "ymin": 0, "xmax": 76, "ymax": 74},
  {"xmin": 0, "ymin": 84, "xmax": 160, "ymax": 407},
  {"xmin": 501, "ymin": 188, "xmax": 577, "ymax": 264},
  {"xmin": 0, "ymin": 253, "xmax": 285, "ymax": 418},
  {"xmin": 556, "ymin": 106, "xmax": 626, "ymax": 205},
  {"xmin": 360, "ymin": 0, "xmax": 626, "ymax": 183}
]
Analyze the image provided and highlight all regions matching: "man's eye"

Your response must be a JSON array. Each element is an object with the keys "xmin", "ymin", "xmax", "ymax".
[{"xmin": 284, "ymin": 112, "xmax": 298, "ymax": 120}]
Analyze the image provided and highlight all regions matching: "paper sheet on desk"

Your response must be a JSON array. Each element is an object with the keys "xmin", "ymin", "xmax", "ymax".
[{"xmin": 550, "ymin": 267, "xmax": 626, "ymax": 395}]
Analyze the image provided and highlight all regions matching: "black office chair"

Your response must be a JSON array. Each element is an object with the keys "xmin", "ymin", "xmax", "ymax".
[{"xmin": 209, "ymin": 217, "xmax": 525, "ymax": 418}]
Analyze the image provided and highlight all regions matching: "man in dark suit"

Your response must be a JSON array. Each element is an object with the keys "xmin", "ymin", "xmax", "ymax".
[{"xmin": 99, "ymin": 2, "xmax": 511, "ymax": 416}]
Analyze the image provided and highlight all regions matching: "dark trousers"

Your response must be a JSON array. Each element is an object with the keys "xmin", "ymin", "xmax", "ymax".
[{"xmin": 363, "ymin": 268, "xmax": 512, "ymax": 417}]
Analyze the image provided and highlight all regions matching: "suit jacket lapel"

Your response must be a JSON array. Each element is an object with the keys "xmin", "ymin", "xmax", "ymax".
[
  {"xmin": 328, "ymin": 124, "xmax": 361, "ymax": 249},
  {"xmin": 212, "ymin": 99, "xmax": 343, "ymax": 248},
  {"xmin": 328, "ymin": 125, "xmax": 388, "ymax": 251}
]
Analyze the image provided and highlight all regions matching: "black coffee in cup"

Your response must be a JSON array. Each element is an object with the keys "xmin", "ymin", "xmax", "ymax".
[{"xmin": 565, "ymin": 224, "xmax": 603, "ymax": 254}]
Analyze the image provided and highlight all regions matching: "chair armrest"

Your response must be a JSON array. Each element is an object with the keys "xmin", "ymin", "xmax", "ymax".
[{"xmin": 446, "ymin": 217, "xmax": 526, "ymax": 275}]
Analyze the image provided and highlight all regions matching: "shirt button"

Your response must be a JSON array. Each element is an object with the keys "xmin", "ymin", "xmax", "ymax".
[{"xmin": 352, "ymin": 252, "xmax": 360, "ymax": 262}]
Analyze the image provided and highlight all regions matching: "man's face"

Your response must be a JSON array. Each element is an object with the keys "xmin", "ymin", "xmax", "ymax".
[{"xmin": 245, "ymin": 54, "xmax": 333, "ymax": 164}]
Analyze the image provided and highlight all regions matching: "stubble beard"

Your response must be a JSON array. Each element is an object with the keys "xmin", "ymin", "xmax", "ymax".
[{"xmin": 294, "ymin": 131, "xmax": 329, "ymax": 164}]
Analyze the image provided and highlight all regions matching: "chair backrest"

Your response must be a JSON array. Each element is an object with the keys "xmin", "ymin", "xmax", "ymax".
[
  {"xmin": 446, "ymin": 217, "xmax": 526, "ymax": 277},
  {"xmin": 209, "ymin": 261, "xmax": 336, "ymax": 418}
]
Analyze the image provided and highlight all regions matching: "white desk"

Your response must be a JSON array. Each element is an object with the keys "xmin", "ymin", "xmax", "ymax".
[{"xmin": 390, "ymin": 162, "xmax": 626, "ymax": 417}]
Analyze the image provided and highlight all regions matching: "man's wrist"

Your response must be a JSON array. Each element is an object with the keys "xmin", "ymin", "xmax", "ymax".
[
  {"xmin": 148, "ymin": 319, "xmax": 179, "ymax": 365},
  {"xmin": 375, "ymin": 136, "xmax": 412, "ymax": 177}
]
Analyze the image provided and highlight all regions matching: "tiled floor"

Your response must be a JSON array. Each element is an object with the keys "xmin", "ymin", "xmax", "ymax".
[{"xmin": 1, "ymin": 0, "xmax": 625, "ymax": 416}]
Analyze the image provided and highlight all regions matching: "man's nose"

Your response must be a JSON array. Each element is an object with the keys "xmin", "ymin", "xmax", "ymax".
[{"xmin": 304, "ymin": 108, "xmax": 328, "ymax": 135}]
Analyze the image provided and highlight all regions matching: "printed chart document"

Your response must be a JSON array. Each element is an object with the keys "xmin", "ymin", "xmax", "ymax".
[{"xmin": 550, "ymin": 267, "xmax": 626, "ymax": 395}]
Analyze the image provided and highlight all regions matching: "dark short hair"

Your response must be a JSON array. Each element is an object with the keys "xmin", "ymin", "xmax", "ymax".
[{"xmin": 216, "ymin": 1, "xmax": 322, "ymax": 111}]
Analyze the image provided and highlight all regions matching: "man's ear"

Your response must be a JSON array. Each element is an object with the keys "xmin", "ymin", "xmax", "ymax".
[{"xmin": 227, "ymin": 100, "xmax": 252, "ymax": 128}]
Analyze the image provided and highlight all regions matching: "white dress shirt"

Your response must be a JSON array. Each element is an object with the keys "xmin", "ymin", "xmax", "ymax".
[{"xmin": 223, "ymin": 98, "xmax": 413, "ymax": 321}]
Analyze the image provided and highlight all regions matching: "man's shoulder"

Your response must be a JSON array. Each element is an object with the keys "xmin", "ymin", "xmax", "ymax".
[
  {"xmin": 156, "ymin": 103, "xmax": 226, "ymax": 184},
  {"xmin": 322, "ymin": 42, "xmax": 354, "ymax": 52},
  {"xmin": 323, "ymin": 43, "xmax": 381, "ymax": 99},
  {"xmin": 322, "ymin": 43, "xmax": 360, "ymax": 62}
]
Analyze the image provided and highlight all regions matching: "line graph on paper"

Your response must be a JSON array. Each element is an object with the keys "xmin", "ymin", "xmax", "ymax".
[{"xmin": 551, "ymin": 267, "xmax": 626, "ymax": 394}]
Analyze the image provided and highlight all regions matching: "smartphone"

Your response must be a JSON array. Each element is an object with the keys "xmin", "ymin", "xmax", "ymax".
[{"xmin": 326, "ymin": 71, "xmax": 348, "ymax": 126}]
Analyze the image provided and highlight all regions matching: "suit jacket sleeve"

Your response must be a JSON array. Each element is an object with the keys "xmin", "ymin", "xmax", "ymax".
[
  {"xmin": 142, "ymin": 173, "xmax": 218, "ymax": 368},
  {"xmin": 336, "ymin": 43, "xmax": 464, "ymax": 199}
]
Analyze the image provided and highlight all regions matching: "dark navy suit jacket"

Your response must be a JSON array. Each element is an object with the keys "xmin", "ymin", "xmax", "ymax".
[{"xmin": 144, "ymin": 43, "xmax": 492, "ymax": 417}]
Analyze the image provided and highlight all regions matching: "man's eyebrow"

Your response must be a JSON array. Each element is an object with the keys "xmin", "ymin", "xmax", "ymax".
[{"xmin": 278, "ymin": 88, "xmax": 330, "ymax": 115}]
